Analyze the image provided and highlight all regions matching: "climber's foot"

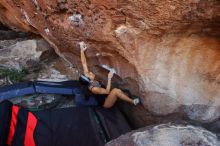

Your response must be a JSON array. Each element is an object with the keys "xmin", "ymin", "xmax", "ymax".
[{"xmin": 133, "ymin": 98, "xmax": 140, "ymax": 105}]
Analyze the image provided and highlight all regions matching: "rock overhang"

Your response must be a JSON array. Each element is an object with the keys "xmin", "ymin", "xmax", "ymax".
[{"xmin": 0, "ymin": 0, "xmax": 219, "ymax": 123}]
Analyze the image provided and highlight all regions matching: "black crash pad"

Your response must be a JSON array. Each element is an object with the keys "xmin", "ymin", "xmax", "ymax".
[{"xmin": 33, "ymin": 107, "xmax": 131, "ymax": 146}]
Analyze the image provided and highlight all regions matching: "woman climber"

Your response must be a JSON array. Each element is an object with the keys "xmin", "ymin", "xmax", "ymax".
[{"xmin": 79, "ymin": 42, "xmax": 140, "ymax": 108}]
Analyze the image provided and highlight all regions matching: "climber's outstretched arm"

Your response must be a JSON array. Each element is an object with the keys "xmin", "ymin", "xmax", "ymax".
[
  {"xmin": 106, "ymin": 71, "xmax": 113, "ymax": 93},
  {"xmin": 80, "ymin": 42, "xmax": 89, "ymax": 76}
]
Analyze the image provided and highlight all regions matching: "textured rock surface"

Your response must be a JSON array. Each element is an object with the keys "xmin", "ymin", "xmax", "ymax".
[
  {"xmin": 0, "ymin": 39, "xmax": 54, "ymax": 71},
  {"xmin": 0, "ymin": 0, "xmax": 220, "ymax": 122},
  {"xmin": 106, "ymin": 123, "xmax": 220, "ymax": 146}
]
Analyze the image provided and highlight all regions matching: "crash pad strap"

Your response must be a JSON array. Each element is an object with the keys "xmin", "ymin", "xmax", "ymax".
[
  {"xmin": 7, "ymin": 105, "xmax": 19, "ymax": 145},
  {"xmin": 24, "ymin": 112, "xmax": 37, "ymax": 146}
]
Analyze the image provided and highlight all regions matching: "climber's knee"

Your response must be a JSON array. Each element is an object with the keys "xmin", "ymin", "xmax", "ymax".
[{"xmin": 111, "ymin": 88, "xmax": 122, "ymax": 96}]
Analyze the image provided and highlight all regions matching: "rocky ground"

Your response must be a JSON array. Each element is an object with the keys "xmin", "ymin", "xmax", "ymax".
[{"xmin": 106, "ymin": 123, "xmax": 220, "ymax": 146}]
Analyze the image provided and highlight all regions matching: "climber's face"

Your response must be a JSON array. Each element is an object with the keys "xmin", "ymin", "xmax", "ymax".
[{"xmin": 88, "ymin": 72, "xmax": 95, "ymax": 81}]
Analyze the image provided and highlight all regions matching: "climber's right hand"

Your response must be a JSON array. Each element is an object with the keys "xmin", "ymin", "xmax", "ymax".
[
  {"xmin": 108, "ymin": 70, "xmax": 114, "ymax": 79},
  {"xmin": 79, "ymin": 41, "xmax": 87, "ymax": 51}
]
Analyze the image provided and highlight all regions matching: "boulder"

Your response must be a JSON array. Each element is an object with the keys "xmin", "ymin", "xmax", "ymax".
[
  {"xmin": 0, "ymin": 39, "xmax": 54, "ymax": 71},
  {"xmin": 106, "ymin": 123, "xmax": 220, "ymax": 146},
  {"xmin": 0, "ymin": 0, "xmax": 219, "ymax": 123}
]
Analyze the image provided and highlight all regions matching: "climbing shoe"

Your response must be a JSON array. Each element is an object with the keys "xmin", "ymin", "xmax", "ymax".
[{"xmin": 133, "ymin": 98, "xmax": 140, "ymax": 105}]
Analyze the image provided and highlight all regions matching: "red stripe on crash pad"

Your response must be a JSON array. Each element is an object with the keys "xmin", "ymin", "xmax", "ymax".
[
  {"xmin": 7, "ymin": 105, "xmax": 19, "ymax": 145},
  {"xmin": 24, "ymin": 112, "xmax": 37, "ymax": 146}
]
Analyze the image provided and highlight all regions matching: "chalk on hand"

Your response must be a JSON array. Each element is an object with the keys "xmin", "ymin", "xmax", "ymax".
[
  {"xmin": 79, "ymin": 41, "xmax": 87, "ymax": 50},
  {"xmin": 101, "ymin": 64, "xmax": 116, "ymax": 74}
]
